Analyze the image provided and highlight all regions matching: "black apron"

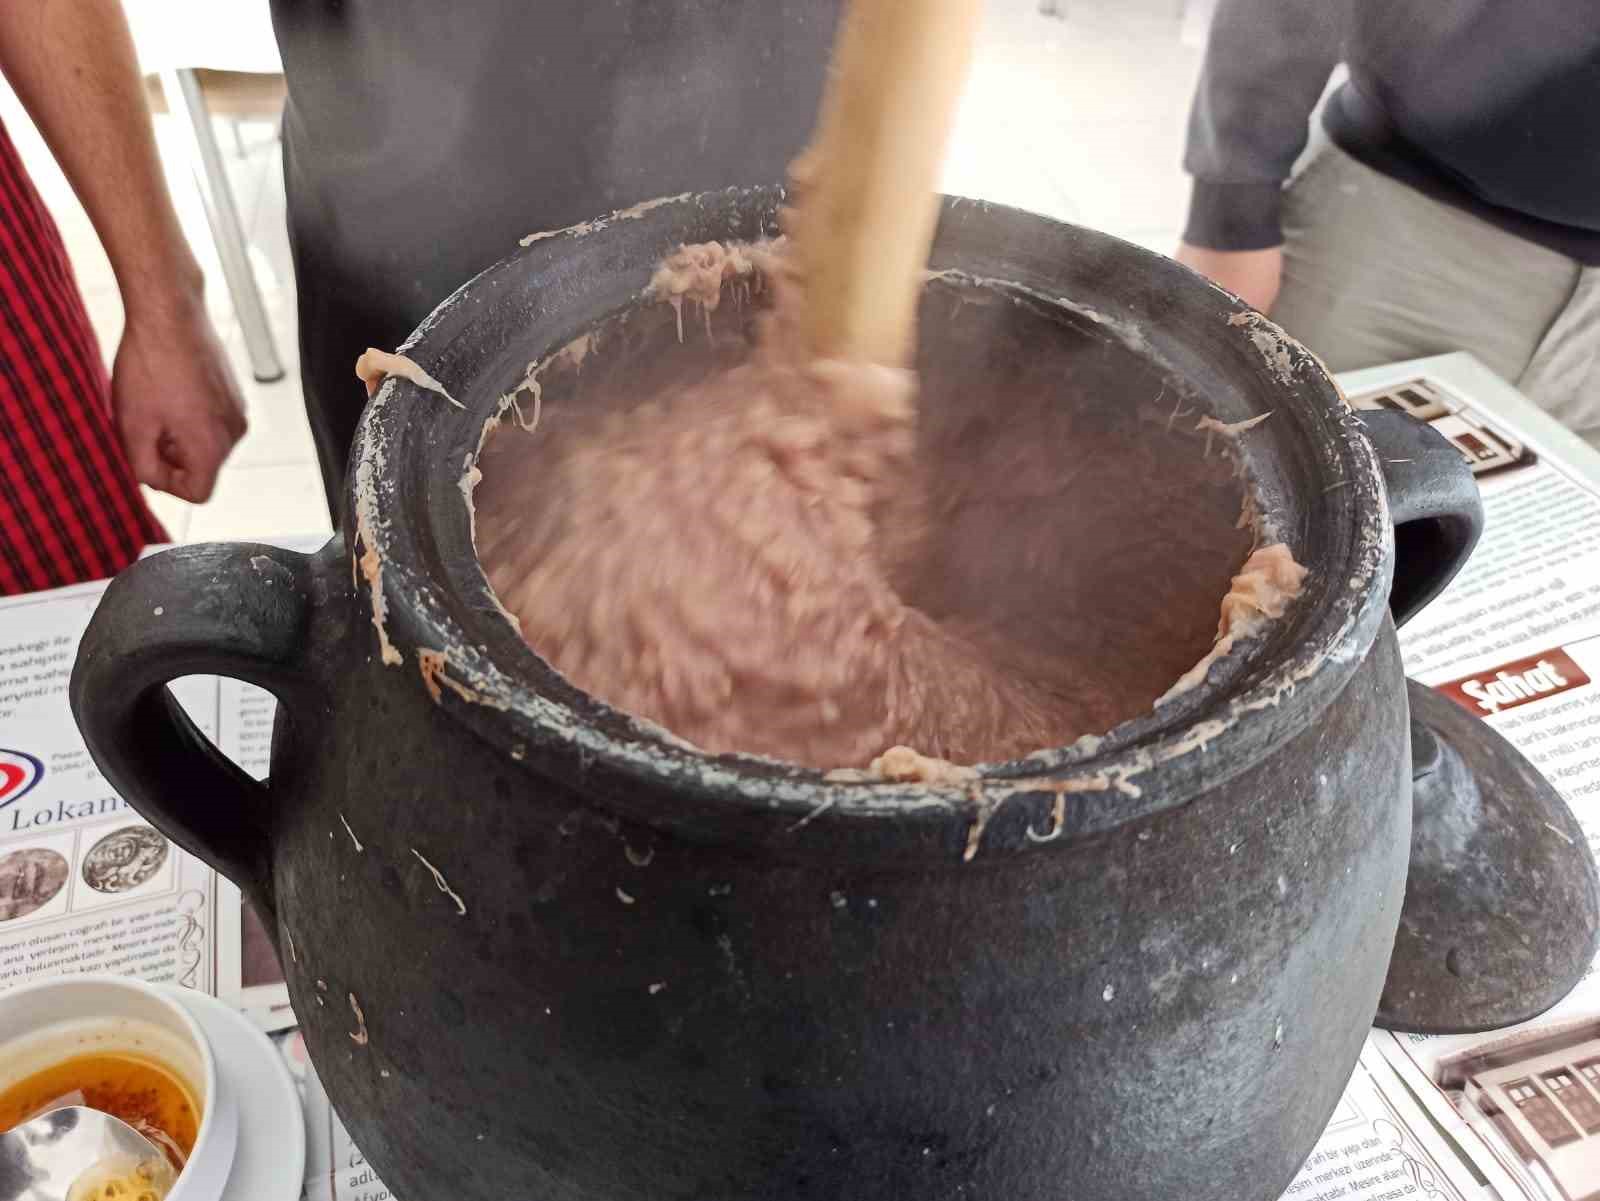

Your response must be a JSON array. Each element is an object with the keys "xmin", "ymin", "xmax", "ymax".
[{"xmin": 269, "ymin": 0, "xmax": 842, "ymax": 513}]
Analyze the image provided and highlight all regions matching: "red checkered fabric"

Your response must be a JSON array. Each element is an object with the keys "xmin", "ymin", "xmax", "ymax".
[{"xmin": 0, "ymin": 116, "xmax": 163, "ymax": 595}]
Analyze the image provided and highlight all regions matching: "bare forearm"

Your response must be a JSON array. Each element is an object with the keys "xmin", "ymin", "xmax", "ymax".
[
  {"xmin": 0, "ymin": 0, "xmax": 203, "ymax": 318},
  {"xmin": 0, "ymin": 1, "xmax": 246, "ymax": 502}
]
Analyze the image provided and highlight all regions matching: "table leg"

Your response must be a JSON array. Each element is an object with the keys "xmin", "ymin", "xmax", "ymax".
[{"xmin": 160, "ymin": 67, "xmax": 285, "ymax": 384}]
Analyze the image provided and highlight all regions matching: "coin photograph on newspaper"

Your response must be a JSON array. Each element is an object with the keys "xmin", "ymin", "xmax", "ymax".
[
  {"xmin": 0, "ymin": 848, "xmax": 69, "ymax": 921},
  {"xmin": 81, "ymin": 826, "xmax": 170, "ymax": 894}
]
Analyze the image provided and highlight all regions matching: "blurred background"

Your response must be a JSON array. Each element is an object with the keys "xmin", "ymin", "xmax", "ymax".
[{"xmin": 0, "ymin": 0, "xmax": 1218, "ymax": 544}]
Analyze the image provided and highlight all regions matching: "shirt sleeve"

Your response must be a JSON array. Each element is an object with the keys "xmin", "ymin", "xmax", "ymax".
[{"xmin": 1181, "ymin": 0, "xmax": 1345, "ymax": 250}]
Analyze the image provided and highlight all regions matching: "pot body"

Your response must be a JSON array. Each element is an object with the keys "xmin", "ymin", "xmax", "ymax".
[
  {"xmin": 263, "ymin": 580, "xmax": 1409, "ymax": 1201},
  {"xmin": 72, "ymin": 189, "xmax": 1475, "ymax": 1200}
]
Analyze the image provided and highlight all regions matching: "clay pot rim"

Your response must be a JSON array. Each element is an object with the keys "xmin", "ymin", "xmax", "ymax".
[{"xmin": 344, "ymin": 186, "xmax": 1392, "ymax": 853}]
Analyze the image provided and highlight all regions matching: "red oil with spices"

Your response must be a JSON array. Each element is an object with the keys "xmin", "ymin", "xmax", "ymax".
[{"xmin": 0, "ymin": 1052, "xmax": 198, "ymax": 1168}]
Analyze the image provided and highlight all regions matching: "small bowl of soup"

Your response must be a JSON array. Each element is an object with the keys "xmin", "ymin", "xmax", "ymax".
[{"xmin": 0, "ymin": 975, "xmax": 238, "ymax": 1200}]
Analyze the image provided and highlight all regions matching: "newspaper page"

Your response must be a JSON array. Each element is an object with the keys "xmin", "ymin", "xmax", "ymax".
[
  {"xmin": 299, "ymin": 1055, "xmax": 394, "ymax": 1201},
  {"xmin": 215, "ymin": 676, "xmax": 295, "ymax": 1026},
  {"xmin": 0, "ymin": 533, "xmax": 324, "ymax": 1000},
  {"xmin": 1334, "ymin": 356, "xmax": 1600, "ymax": 1201},
  {"xmin": 0, "ymin": 581, "xmax": 235, "ymax": 995}
]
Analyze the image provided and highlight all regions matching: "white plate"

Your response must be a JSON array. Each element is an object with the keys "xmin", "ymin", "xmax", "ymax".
[{"xmin": 163, "ymin": 986, "xmax": 306, "ymax": 1201}]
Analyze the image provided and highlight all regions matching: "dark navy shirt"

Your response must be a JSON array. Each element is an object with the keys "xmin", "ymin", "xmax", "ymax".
[
  {"xmin": 1183, "ymin": 0, "xmax": 1600, "ymax": 262},
  {"xmin": 268, "ymin": 0, "xmax": 842, "ymax": 507}
]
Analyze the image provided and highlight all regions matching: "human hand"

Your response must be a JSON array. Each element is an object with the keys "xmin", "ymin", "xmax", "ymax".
[
  {"xmin": 112, "ymin": 300, "xmax": 247, "ymax": 503},
  {"xmin": 1175, "ymin": 243, "xmax": 1283, "ymax": 315}
]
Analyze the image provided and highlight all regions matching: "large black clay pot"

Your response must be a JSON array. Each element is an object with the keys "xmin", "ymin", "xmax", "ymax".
[{"xmin": 70, "ymin": 189, "xmax": 1598, "ymax": 1201}]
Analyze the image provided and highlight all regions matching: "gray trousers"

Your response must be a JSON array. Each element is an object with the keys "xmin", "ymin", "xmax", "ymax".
[{"xmin": 1273, "ymin": 144, "xmax": 1600, "ymax": 447}]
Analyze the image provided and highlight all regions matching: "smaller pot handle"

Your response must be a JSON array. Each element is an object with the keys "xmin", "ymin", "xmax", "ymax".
[
  {"xmin": 69, "ymin": 543, "xmax": 333, "ymax": 924},
  {"xmin": 1362, "ymin": 409, "xmax": 1484, "ymax": 628}
]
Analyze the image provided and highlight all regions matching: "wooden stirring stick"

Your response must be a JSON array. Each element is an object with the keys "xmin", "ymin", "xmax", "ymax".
[{"xmin": 788, "ymin": 0, "xmax": 984, "ymax": 368}]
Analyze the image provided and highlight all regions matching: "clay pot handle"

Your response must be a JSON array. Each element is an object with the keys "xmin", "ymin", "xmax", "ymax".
[
  {"xmin": 1362, "ymin": 409, "xmax": 1485, "ymax": 626},
  {"xmin": 70, "ymin": 542, "xmax": 335, "ymax": 927}
]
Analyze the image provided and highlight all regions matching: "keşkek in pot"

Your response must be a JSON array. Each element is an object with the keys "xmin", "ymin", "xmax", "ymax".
[{"xmin": 70, "ymin": 189, "xmax": 1598, "ymax": 1201}]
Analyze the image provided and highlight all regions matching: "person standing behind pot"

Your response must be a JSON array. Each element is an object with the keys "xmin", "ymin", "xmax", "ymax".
[
  {"xmin": 268, "ymin": 1, "xmax": 845, "ymax": 518},
  {"xmin": 1175, "ymin": 0, "xmax": 1600, "ymax": 448},
  {"xmin": 0, "ymin": 0, "xmax": 246, "ymax": 594}
]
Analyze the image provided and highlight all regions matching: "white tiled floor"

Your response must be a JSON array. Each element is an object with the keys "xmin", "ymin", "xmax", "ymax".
[{"xmin": 3, "ymin": 0, "xmax": 1205, "ymax": 546}]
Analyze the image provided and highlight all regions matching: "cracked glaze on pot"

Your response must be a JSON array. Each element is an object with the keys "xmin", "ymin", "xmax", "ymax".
[{"xmin": 76, "ymin": 189, "xmax": 1451, "ymax": 1201}]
